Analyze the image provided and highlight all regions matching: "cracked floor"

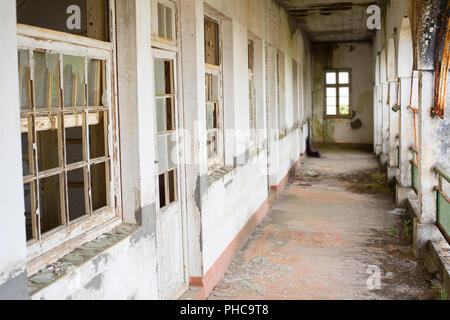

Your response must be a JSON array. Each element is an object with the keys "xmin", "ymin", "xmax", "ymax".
[{"xmin": 208, "ymin": 147, "xmax": 441, "ymax": 300}]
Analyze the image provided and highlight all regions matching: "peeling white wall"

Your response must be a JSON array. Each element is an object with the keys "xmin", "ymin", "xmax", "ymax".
[{"xmin": 0, "ymin": 0, "xmax": 28, "ymax": 296}]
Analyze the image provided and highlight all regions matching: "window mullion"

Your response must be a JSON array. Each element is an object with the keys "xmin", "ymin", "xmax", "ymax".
[
  {"xmin": 83, "ymin": 57, "xmax": 93, "ymax": 216},
  {"xmin": 29, "ymin": 49, "xmax": 42, "ymax": 241}
]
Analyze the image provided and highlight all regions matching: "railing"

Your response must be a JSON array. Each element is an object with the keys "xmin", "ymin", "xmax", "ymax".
[
  {"xmin": 435, "ymin": 167, "xmax": 450, "ymax": 243},
  {"xmin": 410, "ymin": 147, "xmax": 419, "ymax": 193}
]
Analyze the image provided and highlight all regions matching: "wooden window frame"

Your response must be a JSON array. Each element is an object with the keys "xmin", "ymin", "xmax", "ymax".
[
  {"xmin": 248, "ymin": 39, "xmax": 257, "ymax": 154},
  {"xmin": 323, "ymin": 68, "xmax": 352, "ymax": 119},
  {"xmin": 204, "ymin": 15, "xmax": 224, "ymax": 170},
  {"xmin": 276, "ymin": 50, "xmax": 286, "ymax": 136},
  {"xmin": 153, "ymin": 49, "xmax": 179, "ymax": 210},
  {"xmin": 16, "ymin": 4, "xmax": 121, "ymax": 276},
  {"xmin": 151, "ymin": 0, "xmax": 177, "ymax": 51}
]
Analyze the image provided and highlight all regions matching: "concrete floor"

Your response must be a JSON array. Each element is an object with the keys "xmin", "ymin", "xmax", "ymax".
[{"xmin": 208, "ymin": 148, "xmax": 440, "ymax": 300}]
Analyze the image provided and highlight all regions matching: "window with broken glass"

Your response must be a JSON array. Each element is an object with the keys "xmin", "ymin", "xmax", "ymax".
[
  {"xmin": 324, "ymin": 69, "xmax": 351, "ymax": 118},
  {"xmin": 204, "ymin": 16, "xmax": 224, "ymax": 169},
  {"xmin": 154, "ymin": 57, "xmax": 178, "ymax": 209},
  {"xmin": 151, "ymin": 0, "xmax": 177, "ymax": 49},
  {"xmin": 17, "ymin": 7, "xmax": 119, "ymax": 274}
]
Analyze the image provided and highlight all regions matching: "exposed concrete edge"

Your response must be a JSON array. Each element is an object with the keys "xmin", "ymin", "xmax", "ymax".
[
  {"xmin": 425, "ymin": 230, "xmax": 450, "ymax": 299},
  {"xmin": 28, "ymin": 224, "xmax": 140, "ymax": 299},
  {"xmin": 407, "ymin": 196, "xmax": 419, "ymax": 219},
  {"xmin": 189, "ymin": 158, "xmax": 302, "ymax": 300}
]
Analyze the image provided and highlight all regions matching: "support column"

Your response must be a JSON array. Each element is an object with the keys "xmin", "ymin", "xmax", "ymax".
[
  {"xmin": 180, "ymin": 0, "xmax": 208, "ymax": 281},
  {"xmin": 414, "ymin": 70, "xmax": 449, "ymax": 258},
  {"xmin": 380, "ymin": 83, "xmax": 390, "ymax": 166},
  {"xmin": 396, "ymin": 75, "xmax": 416, "ymax": 206},
  {"xmin": 387, "ymin": 80, "xmax": 400, "ymax": 182},
  {"xmin": 0, "ymin": 0, "xmax": 29, "ymax": 300},
  {"xmin": 116, "ymin": 0, "xmax": 157, "ymax": 225}
]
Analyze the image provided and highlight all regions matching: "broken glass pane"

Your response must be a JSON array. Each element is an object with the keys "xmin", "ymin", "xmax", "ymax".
[
  {"xmin": 89, "ymin": 112, "xmax": 107, "ymax": 159},
  {"xmin": 21, "ymin": 132, "xmax": 30, "ymax": 176},
  {"xmin": 65, "ymin": 114, "xmax": 84, "ymax": 164},
  {"xmin": 24, "ymin": 182, "xmax": 33, "ymax": 241},
  {"xmin": 37, "ymin": 126, "xmax": 60, "ymax": 172},
  {"xmin": 18, "ymin": 49, "xmax": 31, "ymax": 110},
  {"xmin": 34, "ymin": 51, "xmax": 60, "ymax": 109},
  {"xmin": 91, "ymin": 161, "xmax": 108, "ymax": 211},
  {"xmin": 63, "ymin": 55, "xmax": 85, "ymax": 108},
  {"xmin": 68, "ymin": 168, "xmax": 86, "ymax": 221},
  {"xmin": 39, "ymin": 174, "xmax": 63, "ymax": 234},
  {"xmin": 88, "ymin": 59, "xmax": 106, "ymax": 107}
]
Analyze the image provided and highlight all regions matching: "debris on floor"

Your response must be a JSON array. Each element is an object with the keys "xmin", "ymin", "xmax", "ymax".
[{"xmin": 388, "ymin": 208, "xmax": 407, "ymax": 217}]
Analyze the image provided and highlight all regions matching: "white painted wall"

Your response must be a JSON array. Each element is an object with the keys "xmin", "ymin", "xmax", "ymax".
[{"xmin": 0, "ymin": 0, "xmax": 28, "ymax": 289}]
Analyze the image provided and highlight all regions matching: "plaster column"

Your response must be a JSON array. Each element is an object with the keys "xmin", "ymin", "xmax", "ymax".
[
  {"xmin": 414, "ymin": 70, "xmax": 450, "ymax": 258},
  {"xmin": 0, "ymin": 0, "xmax": 29, "ymax": 300},
  {"xmin": 179, "ymin": 0, "xmax": 208, "ymax": 280},
  {"xmin": 396, "ymin": 75, "xmax": 416, "ymax": 206},
  {"xmin": 387, "ymin": 80, "xmax": 400, "ymax": 182},
  {"xmin": 380, "ymin": 82, "xmax": 390, "ymax": 166},
  {"xmin": 116, "ymin": 0, "xmax": 157, "ymax": 226}
]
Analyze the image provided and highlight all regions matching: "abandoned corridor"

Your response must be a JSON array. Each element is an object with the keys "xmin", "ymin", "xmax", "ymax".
[{"xmin": 209, "ymin": 148, "xmax": 439, "ymax": 300}]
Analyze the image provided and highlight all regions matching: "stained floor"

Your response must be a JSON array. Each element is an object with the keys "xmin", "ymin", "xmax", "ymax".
[{"xmin": 208, "ymin": 148, "xmax": 441, "ymax": 300}]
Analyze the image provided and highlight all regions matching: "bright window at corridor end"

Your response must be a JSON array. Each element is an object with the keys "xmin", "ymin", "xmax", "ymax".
[{"xmin": 324, "ymin": 69, "xmax": 351, "ymax": 118}]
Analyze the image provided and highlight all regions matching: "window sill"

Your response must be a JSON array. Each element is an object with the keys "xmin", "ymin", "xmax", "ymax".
[
  {"xmin": 208, "ymin": 166, "xmax": 234, "ymax": 187},
  {"xmin": 28, "ymin": 224, "xmax": 139, "ymax": 298}
]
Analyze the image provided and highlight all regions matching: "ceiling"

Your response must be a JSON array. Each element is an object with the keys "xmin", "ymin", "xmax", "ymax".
[{"xmin": 278, "ymin": 0, "xmax": 387, "ymax": 43}]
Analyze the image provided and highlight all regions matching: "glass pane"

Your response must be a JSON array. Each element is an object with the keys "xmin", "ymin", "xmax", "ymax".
[
  {"xmin": 91, "ymin": 162, "xmax": 108, "ymax": 211},
  {"xmin": 339, "ymin": 72, "xmax": 349, "ymax": 84},
  {"xmin": 166, "ymin": 6, "xmax": 173, "ymax": 40},
  {"xmin": 206, "ymin": 103, "xmax": 216, "ymax": 130},
  {"xmin": 89, "ymin": 112, "xmax": 107, "ymax": 159},
  {"xmin": 327, "ymin": 106, "xmax": 337, "ymax": 116},
  {"xmin": 326, "ymin": 97, "xmax": 336, "ymax": 106},
  {"xmin": 37, "ymin": 126, "xmax": 59, "ymax": 172},
  {"xmin": 326, "ymin": 87, "xmax": 336, "ymax": 97},
  {"xmin": 34, "ymin": 51, "xmax": 60, "ymax": 109},
  {"xmin": 154, "ymin": 59, "xmax": 166, "ymax": 96},
  {"xmin": 212, "ymin": 74, "xmax": 219, "ymax": 101},
  {"xmin": 166, "ymin": 98, "xmax": 174, "ymax": 131},
  {"xmin": 168, "ymin": 169, "xmax": 176, "ymax": 203},
  {"xmin": 207, "ymin": 131, "xmax": 217, "ymax": 158},
  {"xmin": 39, "ymin": 174, "xmax": 63, "ymax": 234},
  {"xmin": 159, "ymin": 173, "xmax": 166, "ymax": 208},
  {"xmin": 24, "ymin": 183, "xmax": 33, "ymax": 241},
  {"xmin": 68, "ymin": 168, "xmax": 86, "ymax": 221},
  {"xmin": 156, "ymin": 98, "xmax": 167, "ymax": 133},
  {"xmin": 63, "ymin": 55, "xmax": 85, "ymax": 108},
  {"xmin": 21, "ymin": 132, "xmax": 30, "ymax": 176},
  {"xmin": 340, "ymin": 105, "xmax": 350, "ymax": 115},
  {"xmin": 157, "ymin": 135, "xmax": 168, "ymax": 171},
  {"xmin": 339, "ymin": 96, "xmax": 349, "ymax": 106},
  {"xmin": 65, "ymin": 115, "xmax": 84, "ymax": 164},
  {"xmin": 339, "ymin": 87, "xmax": 350, "ymax": 97},
  {"xmin": 88, "ymin": 59, "xmax": 107, "ymax": 107},
  {"xmin": 18, "ymin": 50, "xmax": 31, "ymax": 110},
  {"xmin": 326, "ymin": 72, "xmax": 336, "ymax": 84},
  {"xmin": 158, "ymin": 3, "xmax": 165, "ymax": 38},
  {"xmin": 167, "ymin": 132, "xmax": 177, "ymax": 169}
]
